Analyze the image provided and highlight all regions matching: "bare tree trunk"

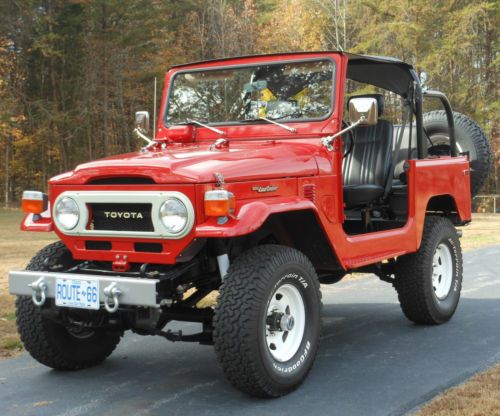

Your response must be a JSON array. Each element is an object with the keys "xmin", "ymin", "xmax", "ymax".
[
  {"xmin": 342, "ymin": 0, "xmax": 347, "ymax": 49},
  {"xmin": 102, "ymin": 2, "xmax": 109, "ymax": 157},
  {"xmin": 4, "ymin": 138, "xmax": 9, "ymax": 208}
]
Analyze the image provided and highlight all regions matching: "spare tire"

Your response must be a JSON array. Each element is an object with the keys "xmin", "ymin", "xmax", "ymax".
[{"xmin": 423, "ymin": 111, "xmax": 492, "ymax": 196}]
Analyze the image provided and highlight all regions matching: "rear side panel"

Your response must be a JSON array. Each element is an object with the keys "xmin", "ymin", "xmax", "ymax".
[
  {"xmin": 195, "ymin": 157, "xmax": 471, "ymax": 270},
  {"xmin": 322, "ymin": 157, "xmax": 471, "ymax": 269}
]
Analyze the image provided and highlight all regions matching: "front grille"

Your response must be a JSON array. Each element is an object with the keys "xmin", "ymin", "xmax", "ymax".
[
  {"xmin": 89, "ymin": 203, "xmax": 154, "ymax": 232},
  {"xmin": 134, "ymin": 242, "xmax": 163, "ymax": 253},
  {"xmin": 85, "ymin": 240, "xmax": 112, "ymax": 250}
]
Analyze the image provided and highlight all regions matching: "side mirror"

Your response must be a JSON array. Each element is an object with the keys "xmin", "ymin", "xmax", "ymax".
[
  {"xmin": 135, "ymin": 111, "xmax": 150, "ymax": 133},
  {"xmin": 349, "ymin": 97, "xmax": 378, "ymax": 126}
]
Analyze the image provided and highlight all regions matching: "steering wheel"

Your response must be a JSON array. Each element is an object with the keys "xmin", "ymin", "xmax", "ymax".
[{"xmin": 341, "ymin": 120, "xmax": 354, "ymax": 158}]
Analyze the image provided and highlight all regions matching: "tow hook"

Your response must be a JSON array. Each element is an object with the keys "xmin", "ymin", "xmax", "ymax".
[
  {"xmin": 28, "ymin": 277, "xmax": 47, "ymax": 307},
  {"xmin": 103, "ymin": 282, "xmax": 122, "ymax": 313},
  {"xmin": 112, "ymin": 254, "xmax": 131, "ymax": 272}
]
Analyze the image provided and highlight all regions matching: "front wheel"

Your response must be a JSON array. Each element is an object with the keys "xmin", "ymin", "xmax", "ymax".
[
  {"xmin": 213, "ymin": 245, "xmax": 322, "ymax": 397},
  {"xmin": 16, "ymin": 241, "xmax": 122, "ymax": 370},
  {"xmin": 394, "ymin": 217, "xmax": 462, "ymax": 325}
]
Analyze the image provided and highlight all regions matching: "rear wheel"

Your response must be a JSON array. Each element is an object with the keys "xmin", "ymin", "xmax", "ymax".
[
  {"xmin": 16, "ymin": 241, "xmax": 122, "ymax": 370},
  {"xmin": 394, "ymin": 217, "xmax": 462, "ymax": 325},
  {"xmin": 213, "ymin": 245, "xmax": 321, "ymax": 397}
]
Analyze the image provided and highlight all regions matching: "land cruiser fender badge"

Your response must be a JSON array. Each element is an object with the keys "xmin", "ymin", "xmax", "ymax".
[{"xmin": 252, "ymin": 185, "xmax": 279, "ymax": 193}]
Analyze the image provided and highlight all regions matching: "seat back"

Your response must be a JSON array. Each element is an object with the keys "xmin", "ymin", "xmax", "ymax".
[
  {"xmin": 342, "ymin": 94, "xmax": 394, "ymax": 189},
  {"xmin": 392, "ymin": 123, "xmax": 417, "ymax": 180}
]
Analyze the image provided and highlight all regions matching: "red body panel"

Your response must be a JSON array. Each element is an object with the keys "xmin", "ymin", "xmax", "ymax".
[
  {"xmin": 48, "ymin": 140, "xmax": 320, "ymax": 185},
  {"xmin": 21, "ymin": 212, "xmax": 53, "ymax": 232},
  {"xmin": 22, "ymin": 52, "xmax": 472, "ymax": 270}
]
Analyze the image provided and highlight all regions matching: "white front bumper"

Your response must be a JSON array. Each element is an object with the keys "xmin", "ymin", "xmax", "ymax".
[{"xmin": 9, "ymin": 270, "xmax": 160, "ymax": 308}]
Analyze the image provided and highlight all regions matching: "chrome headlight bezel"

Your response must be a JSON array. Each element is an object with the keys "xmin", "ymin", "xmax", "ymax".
[
  {"xmin": 159, "ymin": 197, "xmax": 189, "ymax": 235},
  {"xmin": 53, "ymin": 196, "xmax": 80, "ymax": 230}
]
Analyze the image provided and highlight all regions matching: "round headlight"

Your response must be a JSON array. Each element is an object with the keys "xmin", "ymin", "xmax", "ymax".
[
  {"xmin": 54, "ymin": 197, "xmax": 80, "ymax": 230},
  {"xmin": 159, "ymin": 198, "xmax": 188, "ymax": 234}
]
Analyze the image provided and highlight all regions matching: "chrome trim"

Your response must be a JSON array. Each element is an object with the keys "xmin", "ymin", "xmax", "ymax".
[
  {"xmin": 9, "ymin": 270, "xmax": 160, "ymax": 308},
  {"xmin": 53, "ymin": 191, "xmax": 195, "ymax": 239},
  {"xmin": 164, "ymin": 57, "xmax": 337, "ymax": 128},
  {"xmin": 22, "ymin": 190, "xmax": 46, "ymax": 201}
]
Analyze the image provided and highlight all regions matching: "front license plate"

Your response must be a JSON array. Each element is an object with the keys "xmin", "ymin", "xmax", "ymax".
[{"xmin": 55, "ymin": 277, "xmax": 99, "ymax": 310}]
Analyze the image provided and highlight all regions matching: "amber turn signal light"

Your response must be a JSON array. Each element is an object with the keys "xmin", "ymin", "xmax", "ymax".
[
  {"xmin": 204, "ymin": 190, "xmax": 235, "ymax": 217},
  {"xmin": 21, "ymin": 190, "xmax": 48, "ymax": 214}
]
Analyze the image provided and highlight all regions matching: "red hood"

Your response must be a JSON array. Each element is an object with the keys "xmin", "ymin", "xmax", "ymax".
[{"xmin": 49, "ymin": 140, "xmax": 322, "ymax": 185}]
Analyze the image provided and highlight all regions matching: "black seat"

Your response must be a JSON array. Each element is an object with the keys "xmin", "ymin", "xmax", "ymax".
[{"xmin": 342, "ymin": 94, "xmax": 393, "ymax": 208}]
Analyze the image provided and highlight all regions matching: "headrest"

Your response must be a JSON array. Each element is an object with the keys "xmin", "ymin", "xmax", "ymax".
[{"xmin": 348, "ymin": 93, "xmax": 385, "ymax": 117}]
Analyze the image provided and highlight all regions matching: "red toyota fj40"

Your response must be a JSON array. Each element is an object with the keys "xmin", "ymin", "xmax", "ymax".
[{"xmin": 9, "ymin": 52, "xmax": 491, "ymax": 397}]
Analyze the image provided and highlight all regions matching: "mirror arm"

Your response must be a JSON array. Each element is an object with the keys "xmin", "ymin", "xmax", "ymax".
[
  {"xmin": 133, "ymin": 127, "xmax": 153, "ymax": 144},
  {"xmin": 321, "ymin": 116, "xmax": 366, "ymax": 151}
]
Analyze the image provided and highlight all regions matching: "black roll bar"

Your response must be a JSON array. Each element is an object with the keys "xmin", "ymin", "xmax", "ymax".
[
  {"xmin": 422, "ymin": 90, "xmax": 457, "ymax": 157},
  {"xmin": 409, "ymin": 69, "xmax": 425, "ymax": 159}
]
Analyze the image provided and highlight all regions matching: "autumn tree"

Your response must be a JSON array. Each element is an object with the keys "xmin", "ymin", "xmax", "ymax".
[{"xmin": 0, "ymin": 0, "xmax": 497, "ymax": 203}]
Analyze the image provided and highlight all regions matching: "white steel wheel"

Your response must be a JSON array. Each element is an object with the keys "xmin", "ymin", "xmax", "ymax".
[
  {"xmin": 432, "ymin": 243, "xmax": 454, "ymax": 300},
  {"xmin": 265, "ymin": 283, "xmax": 306, "ymax": 362}
]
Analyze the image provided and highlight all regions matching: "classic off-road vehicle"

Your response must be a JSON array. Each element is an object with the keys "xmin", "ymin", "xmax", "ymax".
[{"xmin": 9, "ymin": 52, "xmax": 491, "ymax": 397}]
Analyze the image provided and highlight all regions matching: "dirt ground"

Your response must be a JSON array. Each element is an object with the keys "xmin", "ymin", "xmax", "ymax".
[{"xmin": 1, "ymin": 210, "xmax": 499, "ymax": 413}]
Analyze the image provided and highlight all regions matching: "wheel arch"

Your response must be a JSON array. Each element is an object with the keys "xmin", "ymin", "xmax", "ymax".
[
  {"xmin": 225, "ymin": 209, "xmax": 343, "ymax": 275},
  {"xmin": 425, "ymin": 194, "xmax": 463, "ymax": 225}
]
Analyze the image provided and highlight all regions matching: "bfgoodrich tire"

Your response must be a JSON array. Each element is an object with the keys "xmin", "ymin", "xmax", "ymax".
[
  {"xmin": 423, "ymin": 111, "xmax": 492, "ymax": 196},
  {"xmin": 16, "ymin": 241, "xmax": 122, "ymax": 370},
  {"xmin": 213, "ymin": 245, "xmax": 322, "ymax": 397},
  {"xmin": 394, "ymin": 217, "xmax": 462, "ymax": 325}
]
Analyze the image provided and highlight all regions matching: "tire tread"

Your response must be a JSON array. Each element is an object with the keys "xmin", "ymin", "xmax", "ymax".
[
  {"xmin": 213, "ymin": 245, "xmax": 321, "ymax": 397},
  {"xmin": 394, "ymin": 217, "xmax": 462, "ymax": 325},
  {"xmin": 16, "ymin": 241, "xmax": 120, "ymax": 370},
  {"xmin": 423, "ymin": 110, "xmax": 492, "ymax": 196}
]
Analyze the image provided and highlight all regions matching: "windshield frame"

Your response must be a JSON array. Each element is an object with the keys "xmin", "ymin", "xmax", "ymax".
[{"xmin": 163, "ymin": 57, "xmax": 337, "ymax": 128}]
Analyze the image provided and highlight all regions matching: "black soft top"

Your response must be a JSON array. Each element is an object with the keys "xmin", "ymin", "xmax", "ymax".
[
  {"xmin": 345, "ymin": 53, "xmax": 417, "ymax": 97},
  {"xmin": 170, "ymin": 51, "xmax": 418, "ymax": 97}
]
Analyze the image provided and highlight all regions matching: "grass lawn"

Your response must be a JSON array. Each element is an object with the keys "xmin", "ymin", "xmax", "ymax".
[
  {"xmin": 416, "ymin": 363, "xmax": 500, "ymax": 416},
  {"xmin": 0, "ymin": 209, "xmax": 499, "ymax": 413},
  {"xmin": 0, "ymin": 210, "xmax": 56, "ymax": 358}
]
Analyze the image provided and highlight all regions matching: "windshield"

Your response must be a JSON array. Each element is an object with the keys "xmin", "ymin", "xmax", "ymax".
[{"xmin": 166, "ymin": 59, "xmax": 335, "ymax": 126}]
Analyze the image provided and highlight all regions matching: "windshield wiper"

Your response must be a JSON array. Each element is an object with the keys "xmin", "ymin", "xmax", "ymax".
[
  {"xmin": 185, "ymin": 119, "xmax": 226, "ymax": 136},
  {"xmin": 260, "ymin": 116, "xmax": 297, "ymax": 133},
  {"xmin": 243, "ymin": 117, "xmax": 297, "ymax": 133}
]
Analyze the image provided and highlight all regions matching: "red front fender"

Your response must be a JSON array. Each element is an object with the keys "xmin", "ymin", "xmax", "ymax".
[
  {"xmin": 21, "ymin": 212, "xmax": 54, "ymax": 232},
  {"xmin": 195, "ymin": 197, "xmax": 318, "ymax": 238}
]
